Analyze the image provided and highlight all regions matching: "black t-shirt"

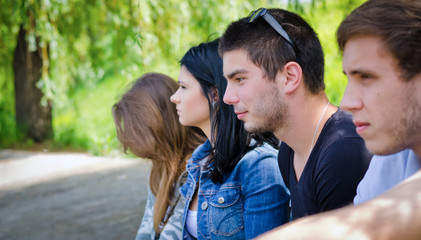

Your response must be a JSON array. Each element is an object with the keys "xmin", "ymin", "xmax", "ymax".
[{"xmin": 278, "ymin": 109, "xmax": 372, "ymax": 220}]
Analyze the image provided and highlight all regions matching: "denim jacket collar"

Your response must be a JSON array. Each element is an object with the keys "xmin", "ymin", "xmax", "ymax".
[{"xmin": 187, "ymin": 140, "xmax": 211, "ymax": 170}]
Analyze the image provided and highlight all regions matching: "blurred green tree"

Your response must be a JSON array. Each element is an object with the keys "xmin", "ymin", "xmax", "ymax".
[
  {"xmin": 0, "ymin": 0, "xmax": 143, "ymax": 143},
  {"xmin": 0, "ymin": 0, "xmax": 365, "ymax": 149}
]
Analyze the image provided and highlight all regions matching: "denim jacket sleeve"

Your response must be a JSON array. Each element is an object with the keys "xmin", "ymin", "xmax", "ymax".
[{"xmin": 238, "ymin": 143, "xmax": 290, "ymax": 239}]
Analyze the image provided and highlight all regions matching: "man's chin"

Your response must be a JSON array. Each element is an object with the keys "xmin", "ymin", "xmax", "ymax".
[
  {"xmin": 244, "ymin": 123, "xmax": 268, "ymax": 134},
  {"xmin": 366, "ymin": 141, "xmax": 406, "ymax": 156}
]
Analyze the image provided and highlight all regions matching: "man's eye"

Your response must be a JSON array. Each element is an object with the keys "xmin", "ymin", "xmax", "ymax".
[{"xmin": 359, "ymin": 73, "xmax": 371, "ymax": 80}]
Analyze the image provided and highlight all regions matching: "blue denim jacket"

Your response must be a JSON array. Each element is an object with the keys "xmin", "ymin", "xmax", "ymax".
[{"xmin": 180, "ymin": 140, "xmax": 290, "ymax": 240}]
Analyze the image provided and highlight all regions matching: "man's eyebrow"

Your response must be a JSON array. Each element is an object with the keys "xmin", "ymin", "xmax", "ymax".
[
  {"xmin": 343, "ymin": 69, "xmax": 368, "ymax": 76},
  {"xmin": 226, "ymin": 69, "xmax": 248, "ymax": 79}
]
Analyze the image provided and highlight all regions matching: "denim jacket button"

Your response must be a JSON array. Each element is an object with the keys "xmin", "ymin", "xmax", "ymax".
[
  {"xmin": 218, "ymin": 197, "xmax": 225, "ymax": 204},
  {"xmin": 201, "ymin": 201, "xmax": 208, "ymax": 210}
]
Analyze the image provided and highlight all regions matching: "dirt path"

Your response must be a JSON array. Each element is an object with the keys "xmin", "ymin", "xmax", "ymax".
[{"xmin": 0, "ymin": 150, "xmax": 150, "ymax": 240}]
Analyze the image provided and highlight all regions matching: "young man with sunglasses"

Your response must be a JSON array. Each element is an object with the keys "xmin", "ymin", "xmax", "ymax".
[
  {"xmin": 219, "ymin": 8, "xmax": 372, "ymax": 220},
  {"xmin": 255, "ymin": 0, "xmax": 421, "ymax": 239}
]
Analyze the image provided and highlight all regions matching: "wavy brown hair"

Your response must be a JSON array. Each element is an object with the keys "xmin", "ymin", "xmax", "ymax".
[{"xmin": 112, "ymin": 73, "xmax": 205, "ymax": 233}]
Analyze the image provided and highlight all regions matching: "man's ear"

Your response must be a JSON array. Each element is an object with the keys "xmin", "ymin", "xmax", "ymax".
[{"xmin": 281, "ymin": 61, "xmax": 302, "ymax": 94}]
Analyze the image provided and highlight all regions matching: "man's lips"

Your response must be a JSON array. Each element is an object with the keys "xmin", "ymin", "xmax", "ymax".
[
  {"xmin": 235, "ymin": 111, "xmax": 247, "ymax": 120},
  {"xmin": 354, "ymin": 121, "xmax": 370, "ymax": 134}
]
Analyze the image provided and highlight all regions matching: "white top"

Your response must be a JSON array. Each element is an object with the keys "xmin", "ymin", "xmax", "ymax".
[
  {"xmin": 186, "ymin": 209, "xmax": 198, "ymax": 238},
  {"xmin": 354, "ymin": 149, "xmax": 421, "ymax": 205}
]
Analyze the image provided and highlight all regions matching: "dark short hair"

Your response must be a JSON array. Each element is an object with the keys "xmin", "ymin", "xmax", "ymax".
[
  {"xmin": 337, "ymin": 0, "xmax": 421, "ymax": 81},
  {"xmin": 219, "ymin": 8, "xmax": 325, "ymax": 94}
]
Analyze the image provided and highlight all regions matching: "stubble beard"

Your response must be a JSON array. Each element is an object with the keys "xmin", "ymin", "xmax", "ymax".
[
  {"xmin": 244, "ymin": 86, "xmax": 288, "ymax": 135},
  {"xmin": 375, "ymin": 81, "xmax": 421, "ymax": 155}
]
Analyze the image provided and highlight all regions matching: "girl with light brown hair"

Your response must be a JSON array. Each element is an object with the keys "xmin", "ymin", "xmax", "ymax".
[{"xmin": 112, "ymin": 73, "xmax": 206, "ymax": 240}]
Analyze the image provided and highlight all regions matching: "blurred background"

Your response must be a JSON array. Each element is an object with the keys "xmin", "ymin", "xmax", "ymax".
[{"xmin": 0, "ymin": 0, "xmax": 366, "ymax": 156}]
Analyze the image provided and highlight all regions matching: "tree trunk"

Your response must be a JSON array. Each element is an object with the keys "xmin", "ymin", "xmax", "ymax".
[{"xmin": 13, "ymin": 25, "xmax": 53, "ymax": 142}]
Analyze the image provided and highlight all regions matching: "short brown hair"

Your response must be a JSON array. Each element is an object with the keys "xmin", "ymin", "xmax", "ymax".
[{"xmin": 337, "ymin": 0, "xmax": 421, "ymax": 80}]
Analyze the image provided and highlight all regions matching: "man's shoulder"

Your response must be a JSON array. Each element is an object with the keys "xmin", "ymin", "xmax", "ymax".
[
  {"xmin": 314, "ymin": 109, "xmax": 371, "ymax": 166},
  {"xmin": 327, "ymin": 109, "xmax": 353, "ymax": 128},
  {"xmin": 321, "ymin": 109, "xmax": 360, "ymax": 140}
]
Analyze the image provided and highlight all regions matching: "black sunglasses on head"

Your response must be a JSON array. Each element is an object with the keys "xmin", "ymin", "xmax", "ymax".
[{"xmin": 248, "ymin": 8, "xmax": 295, "ymax": 52}]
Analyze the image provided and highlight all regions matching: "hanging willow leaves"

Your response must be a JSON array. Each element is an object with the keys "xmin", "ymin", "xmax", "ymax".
[{"xmin": 0, "ymin": 0, "xmax": 366, "ymax": 147}]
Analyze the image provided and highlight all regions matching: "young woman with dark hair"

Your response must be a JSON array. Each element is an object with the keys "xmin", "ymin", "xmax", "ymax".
[
  {"xmin": 112, "ymin": 73, "xmax": 206, "ymax": 240},
  {"xmin": 170, "ymin": 39, "xmax": 290, "ymax": 240}
]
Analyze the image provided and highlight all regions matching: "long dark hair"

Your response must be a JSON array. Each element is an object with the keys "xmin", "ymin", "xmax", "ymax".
[{"xmin": 181, "ymin": 39, "xmax": 278, "ymax": 183}]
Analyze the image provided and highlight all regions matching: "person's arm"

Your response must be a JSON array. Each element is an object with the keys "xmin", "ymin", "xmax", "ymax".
[
  {"xmin": 241, "ymin": 150, "xmax": 290, "ymax": 239},
  {"xmin": 135, "ymin": 187, "xmax": 155, "ymax": 240},
  {"xmin": 256, "ymin": 169, "xmax": 421, "ymax": 240}
]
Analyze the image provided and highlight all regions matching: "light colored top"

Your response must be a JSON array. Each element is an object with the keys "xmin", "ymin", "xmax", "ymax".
[
  {"xmin": 186, "ymin": 210, "xmax": 198, "ymax": 238},
  {"xmin": 354, "ymin": 148, "xmax": 421, "ymax": 205}
]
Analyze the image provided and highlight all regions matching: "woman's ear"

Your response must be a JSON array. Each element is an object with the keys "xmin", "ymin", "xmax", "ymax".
[
  {"xmin": 281, "ymin": 61, "xmax": 302, "ymax": 94},
  {"xmin": 209, "ymin": 86, "xmax": 220, "ymax": 110},
  {"xmin": 211, "ymin": 86, "xmax": 219, "ymax": 103}
]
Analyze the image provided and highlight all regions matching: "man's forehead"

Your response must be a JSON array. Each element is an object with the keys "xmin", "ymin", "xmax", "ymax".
[
  {"xmin": 343, "ymin": 35, "xmax": 398, "ymax": 71},
  {"xmin": 343, "ymin": 37, "xmax": 378, "ymax": 67},
  {"xmin": 222, "ymin": 50, "xmax": 248, "ymax": 73},
  {"xmin": 222, "ymin": 49, "xmax": 248, "ymax": 60},
  {"xmin": 223, "ymin": 49, "xmax": 256, "ymax": 68}
]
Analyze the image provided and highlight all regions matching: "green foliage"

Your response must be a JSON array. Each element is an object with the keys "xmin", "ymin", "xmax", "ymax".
[
  {"xmin": 304, "ymin": 0, "xmax": 367, "ymax": 105},
  {"xmin": 0, "ymin": 0, "xmax": 366, "ymax": 154},
  {"xmin": 0, "ymin": 0, "xmax": 144, "ymax": 149},
  {"xmin": 53, "ymin": 73, "xmax": 124, "ymax": 155}
]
